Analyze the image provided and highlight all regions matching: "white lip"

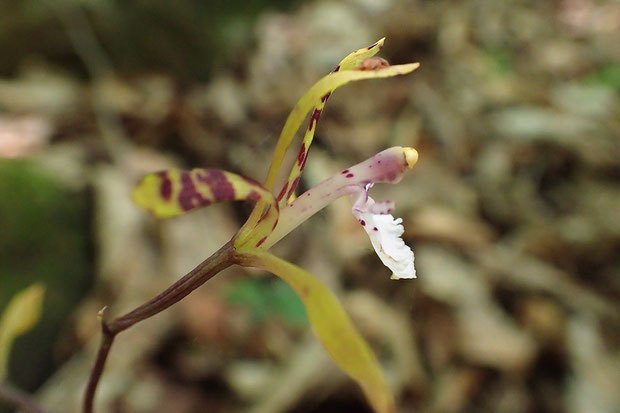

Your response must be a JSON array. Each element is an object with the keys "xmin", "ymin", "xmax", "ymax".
[{"xmin": 351, "ymin": 191, "xmax": 416, "ymax": 280}]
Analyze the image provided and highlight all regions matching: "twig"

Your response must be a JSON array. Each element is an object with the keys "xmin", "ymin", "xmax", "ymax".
[
  {"xmin": 83, "ymin": 241, "xmax": 235, "ymax": 413},
  {"xmin": 0, "ymin": 381, "xmax": 52, "ymax": 413}
]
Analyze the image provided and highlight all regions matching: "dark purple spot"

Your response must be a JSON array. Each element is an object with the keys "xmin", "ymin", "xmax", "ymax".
[
  {"xmin": 332, "ymin": 64, "xmax": 341, "ymax": 73},
  {"xmin": 299, "ymin": 152, "xmax": 308, "ymax": 172},
  {"xmin": 308, "ymin": 108, "xmax": 322, "ymax": 131},
  {"xmin": 346, "ymin": 173, "xmax": 354, "ymax": 178},
  {"xmin": 258, "ymin": 205, "xmax": 272, "ymax": 223},
  {"xmin": 157, "ymin": 171, "xmax": 172, "ymax": 201},
  {"xmin": 297, "ymin": 143, "xmax": 306, "ymax": 165},
  {"xmin": 197, "ymin": 170, "xmax": 235, "ymax": 200},
  {"xmin": 341, "ymin": 169, "xmax": 349, "ymax": 174},
  {"xmin": 287, "ymin": 176, "xmax": 301, "ymax": 199},
  {"xmin": 387, "ymin": 208, "xmax": 393, "ymax": 213},
  {"xmin": 373, "ymin": 227, "xmax": 378, "ymax": 231},
  {"xmin": 276, "ymin": 182, "xmax": 289, "ymax": 202},
  {"xmin": 321, "ymin": 92, "xmax": 331, "ymax": 102},
  {"xmin": 255, "ymin": 236, "xmax": 267, "ymax": 247},
  {"xmin": 178, "ymin": 171, "xmax": 210, "ymax": 211},
  {"xmin": 377, "ymin": 160, "xmax": 381, "ymax": 164},
  {"xmin": 272, "ymin": 218, "xmax": 279, "ymax": 230},
  {"xmin": 306, "ymin": 192, "xmax": 311, "ymax": 196},
  {"xmin": 360, "ymin": 220, "xmax": 366, "ymax": 226},
  {"xmin": 367, "ymin": 42, "xmax": 377, "ymax": 50}
]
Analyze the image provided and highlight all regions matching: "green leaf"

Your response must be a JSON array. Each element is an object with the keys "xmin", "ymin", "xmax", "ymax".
[{"xmin": 0, "ymin": 284, "xmax": 45, "ymax": 380}]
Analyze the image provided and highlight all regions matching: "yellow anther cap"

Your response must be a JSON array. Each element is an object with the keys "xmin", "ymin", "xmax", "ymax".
[{"xmin": 403, "ymin": 147, "xmax": 419, "ymax": 168}]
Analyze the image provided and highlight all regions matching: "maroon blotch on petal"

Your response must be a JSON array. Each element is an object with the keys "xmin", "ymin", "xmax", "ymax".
[
  {"xmin": 255, "ymin": 236, "xmax": 268, "ymax": 247},
  {"xmin": 287, "ymin": 176, "xmax": 301, "ymax": 200},
  {"xmin": 178, "ymin": 171, "xmax": 210, "ymax": 211},
  {"xmin": 276, "ymin": 182, "xmax": 289, "ymax": 202},
  {"xmin": 197, "ymin": 170, "xmax": 235, "ymax": 200},
  {"xmin": 299, "ymin": 150, "xmax": 308, "ymax": 172},
  {"xmin": 297, "ymin": 143, "xmax": 306, "ymax": 165},
  {"xmin": 157, "ymin": 171, "xmax": 172, "ymax": 201},
  {"xmin": 258, "ymin": 205, "xmax": 272, "ymax": 223},
  {"xmin": 341, "ymin": 169, "xmax": 349, "ymax": 174},
  {"xmin": 308, "ymin": 108, "xmax": 322, "ymax": 131},
  {"xmin": 346, "ymin": 173, "xmax": 354, "ymax": 178}
]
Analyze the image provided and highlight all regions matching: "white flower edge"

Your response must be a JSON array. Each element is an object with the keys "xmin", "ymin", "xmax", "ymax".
[{"xmin": 351, "ymin": 188, "xmax": 416, "ymax": 280}]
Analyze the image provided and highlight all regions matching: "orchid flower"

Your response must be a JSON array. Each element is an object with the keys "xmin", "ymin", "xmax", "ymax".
[{"xmin": 132, "ymin": 39, "xmax": 419, "ymax": 413}]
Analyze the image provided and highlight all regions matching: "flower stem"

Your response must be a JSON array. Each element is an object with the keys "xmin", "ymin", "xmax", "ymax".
[{"xmin": 83, "ymin": 241, "xmax": 235, "ymax": 413}]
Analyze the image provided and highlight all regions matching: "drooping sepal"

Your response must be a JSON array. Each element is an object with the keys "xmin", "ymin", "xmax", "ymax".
[
  {"xmin": 236, "ymin": 251, "xmax": 395, "ymax": 413},
  {"xmin": 132, "ymin": 169, "xmax": 275, "ymax": 219}
]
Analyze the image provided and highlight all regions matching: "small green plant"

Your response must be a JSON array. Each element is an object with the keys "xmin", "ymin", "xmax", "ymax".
[
  {"xmin": 226, "ymin": 278, "xmax": 308, "ymax": 327},
  {"xmin": 0, "ymin": 284, "xmax": 45, "ymax": 381},
  {"xmin": 86, "ymin": 38, "xmax": 420, "ymax": 413}
]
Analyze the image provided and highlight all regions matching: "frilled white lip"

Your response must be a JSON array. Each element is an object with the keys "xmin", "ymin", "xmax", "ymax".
[{"xmin": 351, "ymin": 185, "xmax": 416, "ymax": 280}]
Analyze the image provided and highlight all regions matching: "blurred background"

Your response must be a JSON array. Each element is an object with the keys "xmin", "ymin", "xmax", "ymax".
[{"xmin": 1, "ymin": 0, "xmax": 619, "ymax": 412}]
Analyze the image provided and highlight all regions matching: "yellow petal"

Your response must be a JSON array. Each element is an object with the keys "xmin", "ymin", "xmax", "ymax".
[
  {"xmin": 236, "ymin": 251, "xmax": 395, "ymax": 413},
  {"xmin": 0, "ymin": 284, "xmax": 45, "ymax": 379},
  {"xmin": 132, "ymin": 168, "xmax": 275, "ymax": 219}
]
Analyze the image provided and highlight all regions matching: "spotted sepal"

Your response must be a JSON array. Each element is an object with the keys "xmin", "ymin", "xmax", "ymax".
[
  {"xmin": 132, "ymin": 169, "xmax": 276, "ymax": 219},
  {"xmin": 242, "ymin": 39, "xmax": 419, "ymax": 239},
  {"xmin": 278, "ymin": 38, "xmax": 387, "ymax": 207}
]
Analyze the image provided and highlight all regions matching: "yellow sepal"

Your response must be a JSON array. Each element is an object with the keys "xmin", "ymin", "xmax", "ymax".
[{"xmin": 237, "ymin": 251, "xmax": 395, "ymax": 413}]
